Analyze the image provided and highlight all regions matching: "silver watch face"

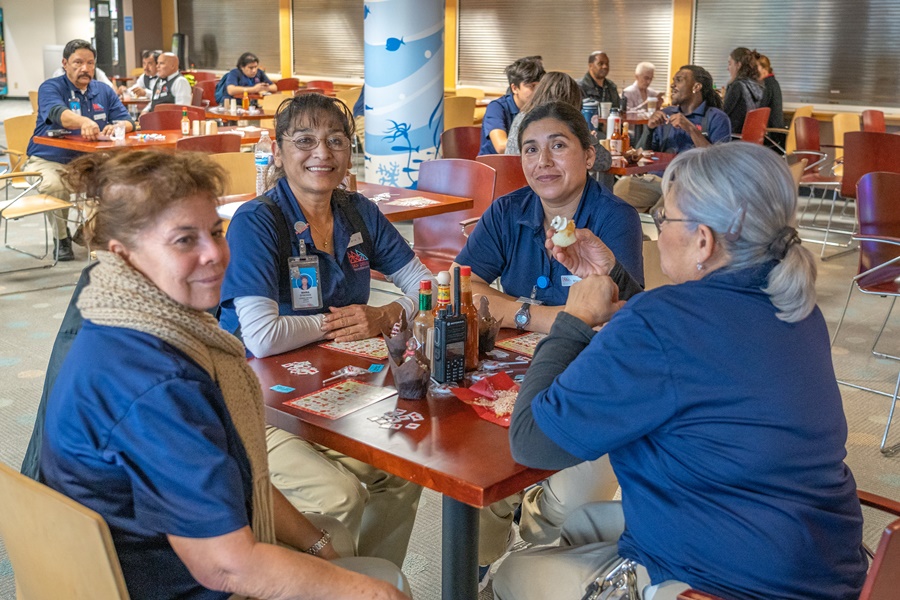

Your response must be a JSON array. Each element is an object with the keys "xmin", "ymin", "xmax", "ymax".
[{"xmin": 515, "ymin": 305, "xmax": 529, "ymax": 328}]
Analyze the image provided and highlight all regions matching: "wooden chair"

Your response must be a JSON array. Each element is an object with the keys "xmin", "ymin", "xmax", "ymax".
[
  {"xmin": 831, "ymin": 112, "xmax": 862, "ymax": 175},
  {"xmin": 335, "ymin": 86, "xmax": 363, "ymax": 110},
  {"xmin": 440, "ymin": 126, "xmax": 481, "ymax": 161},
  {"xmin": 677, "ymin": 489, "xmax": 900, "ymax": 600},
  {"xmin": 642, "ymin": 239, "xmax": 672, "ymax": 290},
  {"xmin": 211, "ymin": 152, "xmax": 256, "ymax": 195},
  {"xmin": 412, "ymin": 159, "xmax": 496, "ymax": 273},
  {"xmin": 28, "ymin": 90, "xmax": 39, "ymax": 113},
  {"xmin": 454, "ymin": 87, "xmax": 485, "ymax": 100},
  {"xmin": 195, "ymin": 79, "xmax": 219, "ymax": 107},
  {"xmin": 732, "ymin": 107, "xmax": 770, "ymax": 145},
  {"xmin": 175, "ymin": 134, "xmax": 242, "ymax": 153},
  {"xmin": 476, "ymin": 154, "xmax": 528, "ymax": 198},
  {"xmin": 275, "ymin": 78, "xmax": 300, "ymax": 92},
  {"xmin": 154, "ymin": 104, "xmax": 205, "ymax": 121},
  {"xmin": 191, "ymin": 85, "xmax": 204, "ymax": 107},
  {"xmin": 1, "ymin": 171, "xmax": 73, "ymax": 272},
  {"xmin": 295, "ymin": 87, "xmax": 325, "ymax": 96},
  {"xmin": 769, "ymin": 104, "xmax": 813, "ymax": 155},
  {"xmin": 1, "ymin": 113, "xmax": 37, "ymax": 176},
  {"xmin": 0, "ymin": 462, "xmax": 130, "ymax": 599},
  {"xmin": 261, "ymin": 93, "xmax": 291, "ymax": 113},
  {"xmin": 139, "ymin": 110, "xmax": 183, "ymax": 131},
  {"xmin": 444, "ymin": 96, "xmax": 477, "ymax": 131},
  {"xmin": 306, "ymin": 80, "xmax": 334, "ymax": 93},
  {"xmin": 863, "ymin": 110, "xmax": 887, "ymax": 133},
  {"xmin": 190, "ymin": 71, "xmax": 217, "ymax": 83}
]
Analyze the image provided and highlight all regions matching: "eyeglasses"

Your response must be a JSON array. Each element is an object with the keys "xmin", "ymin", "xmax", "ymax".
[
  {"xmin": 651, "ymin": 206, "xmax": 701, "ymax": 232},
  {"xmin": 285, "ymin": 134, "xmax": 352, "ymax": 152}
]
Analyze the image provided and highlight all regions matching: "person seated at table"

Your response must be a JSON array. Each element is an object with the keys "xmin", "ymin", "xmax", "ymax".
[
  {"xmin": 614, "ymin": 65, "xmax": 731, "ymax": 213},
  {"xmin": 39, "ymin": 150, "xmax": 411, "ymax": 600},
  {"xmin": 219, "ymin": 92, "xmax": 429, "ymax": 568},
  {"xmin": 724, "ymin": 47, "xmax": 764, "ymax": 135},
  {"xmin": 25, "ymin": 38, "xmax": 134, "ymax": 262},
  {"xmin": 218, "ymin": 51, "xmax": 278, "ymax": 105},
  {"xmin": 480, "ymin": 55, "xmax": 545, "ymax": 155},
  {"xmin": 756, "ymin": 52, "xmax": 785, "ymax": 148},
  {"xmin": 118, "ymin": 49, "xmax": 161, "ymax": 98},
  {"xmin": 579, "ymin": 51, "xmax": 619, "ymax": 109},
  {"xmin": 622, "ymin": 62, "xmax": 663, "ymax": 113},
  {"xmin": 493, "ymin": 142, "xmax": 868, "ymax": 600},
  {"xmin": 142, "ymin": 52, "xmax": 192, "ymax": 113},
  {"xmin": 453, "ymin": 101, "xmax": 643, "ymax": 582}
]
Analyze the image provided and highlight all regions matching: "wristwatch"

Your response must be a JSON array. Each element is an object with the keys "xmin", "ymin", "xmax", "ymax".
[{"xmin": 514, "ymin": 302, "xmax": 531, "ymax": 331}]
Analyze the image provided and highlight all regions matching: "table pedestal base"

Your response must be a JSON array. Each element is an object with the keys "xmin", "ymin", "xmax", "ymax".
[{"xmin": 442, "ymin": 497, "xmax": 479, "ymax": 599}]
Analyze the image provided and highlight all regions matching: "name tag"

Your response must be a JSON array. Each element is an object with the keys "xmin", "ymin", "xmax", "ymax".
[
  {"xmin": 348, "ymin": 232, "xmax": 363, "ymax": 247},
  {"xmin": 561, "ymin": 275, "xmax": 582, "ymax": 287},
  {"xmin": 94, "ymin": 112, "xmax": 107, "ymax": 122}
]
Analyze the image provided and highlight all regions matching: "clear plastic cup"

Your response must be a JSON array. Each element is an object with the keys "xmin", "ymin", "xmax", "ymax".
[
  {"xmin": 111, "ymin": 121, "xmax": 127, "ymax": 144},
  {"xmin": 599, "ymin": 102, "xmax": 612, "ymax": 118},
  {"xmin": 647, "ymin": 97, "xmax": 658, "ymax": 113}
]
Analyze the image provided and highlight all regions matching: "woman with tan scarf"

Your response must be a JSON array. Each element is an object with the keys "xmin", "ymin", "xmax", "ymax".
[{"xmin": 38, "ymin": 151, "xmax": 409, "ymax": 600}]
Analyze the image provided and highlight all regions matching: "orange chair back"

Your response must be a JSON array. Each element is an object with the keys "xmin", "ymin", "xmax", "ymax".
[
  {"xmin": 841, "ymin": 131, "xmax": 900, "ymax": 199},
  {"xmin": 139, "ymin": 111, "xmax": 182, "ymax": 131},
  {"xmin": 475, "ymin": 154, "xmax": 528, "ymax": 198},
  {"xmin": 862, "ymin": 110, "xmax": 887, "ymax": 133},
  {"xmin": 306, "ymin": 80, "xmax": 334, "ymax": 93},
  {"xmin": 195, "ymin": 80, "xmax": 218, "ymax": 107},
  {"xmin": 276, "ymin": 78, "xmax": 300, "ymax": 92},
  {"xmin": 413, "ymin": 159, "xmax": 496, "ymax": 273},
  {"xmin": 154, "ymin": 104, "xmax": 205, "ymax": 121},
  {"xmin": 440, "ymin": 126, "xmax": 481, "ymax": 161},
  {"xmin": 175, "ymin": 134, "xmax": 242, "ymax": 153},
  {"xmin": 740, "ymin": 108, "xmax": 770, "ymax": 144}
]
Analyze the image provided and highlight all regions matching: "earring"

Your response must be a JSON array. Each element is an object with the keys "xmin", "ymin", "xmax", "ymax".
[{"xmin": 696, "ymin": 262, "xmax": 703, "ymax": 271}]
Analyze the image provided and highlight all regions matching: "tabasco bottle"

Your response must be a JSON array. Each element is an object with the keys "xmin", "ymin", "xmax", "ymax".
[
  {"xmin": 622, "ymin": 122, "xmax": 631, "ymax": 154},
  {"xmin": 458, "ymin": 266, "xmax": 479, "ymax": 371},
  {"xmin": 432, "ymin": 270, "xmax": 451, "ymax": 318},
  {"xmin": 609, "ymin": 121, "xmax": 623, "ymax": 155},
  {"xmin": 412, "ymin": 280, "xmax": 434, "ymax": 360},
  {"xmin": 181, "ymin": 109, "xmax": 190, "ymax": 135}
]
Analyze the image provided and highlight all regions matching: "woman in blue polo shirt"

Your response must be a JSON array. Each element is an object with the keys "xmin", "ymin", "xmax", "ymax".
[
  {"xmin": 39, "ymin": 150, "xmax": 409, "ymax": 600},
  {"xmin": 221, "ymin": 52, "xmax": 277, "ymax": 102},
  {"xmin": 219, "ymin": 93, "xmax": 428, "ymax": 569}
]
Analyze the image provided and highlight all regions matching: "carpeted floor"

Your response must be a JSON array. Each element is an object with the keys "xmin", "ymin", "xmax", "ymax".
[{"xmin": 1, "ymin": 98, "xmax": 899, "ymax": 599}]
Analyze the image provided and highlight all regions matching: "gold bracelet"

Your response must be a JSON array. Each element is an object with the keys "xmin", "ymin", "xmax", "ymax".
[{"xmin": 305, "ymin": 529, "xmax": 331, "ymax": 556}]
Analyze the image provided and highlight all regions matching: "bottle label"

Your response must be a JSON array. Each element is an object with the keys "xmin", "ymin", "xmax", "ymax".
[
  {"xmin": 255, "ymin": 153, "xmax": 272, "ymax": 167},
  {"xmin": 436, "ymin": 285, "xmax": 450, "ymax": 306},
  {"xmin": 610, "ymin": 139, "xmax": 623, "ymax": 154}
]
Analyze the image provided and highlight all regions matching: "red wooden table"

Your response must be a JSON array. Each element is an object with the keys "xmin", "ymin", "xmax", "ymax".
[
  {"xmin": 206, "ymin": 107, "xmax": 277, "ymax": 122},
  {"xmin": 32, "ymin": 131, "xmax": 183, "ymax": 152},
  {"xmin": 607, "ymin": 151, "xmax": 676, "ymax": 176},
  {"xmin": 249, "ymin": 331, "xmax": 551, "ymax": 600}
]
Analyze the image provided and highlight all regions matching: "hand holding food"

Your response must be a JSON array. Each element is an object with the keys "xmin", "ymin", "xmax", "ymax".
[{"xmin": 549, "ymin": 215, "xmax": 577, "ymax": 247}]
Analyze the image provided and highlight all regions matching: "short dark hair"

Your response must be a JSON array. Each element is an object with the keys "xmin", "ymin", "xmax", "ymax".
[
  {"xmin": 730, "ymin": 47, "xmax": 759, "ymax": 81},
  {"xmin": 588, "ymin": 51, "xmax": 609, "ymax": 65},
  {"xmin": 237, "ymin": 52, "xmax": 260, "ymax": 69},
  {"xmin": 140, "ymin": 49, "xmax": 162, "ymax": 61},
  {"xmin": 505, "ymin": 56, "xmax": 545, "ymax": 87},
  {"xmin": 517, "ymin": 101, "xmax": 592, "ymax": 151},
  {"xmin": 679, "ymin": 64, "xmax": 723, "ymax": 110},
  {"xmin": 63, "ymin": 39, "xmax": 96, "ymax": 60}
]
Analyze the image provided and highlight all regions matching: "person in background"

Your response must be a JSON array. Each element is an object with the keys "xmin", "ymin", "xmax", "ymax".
[
  {"xmin": 39, "ymin": 150, "xmax": 410, "ymax": 600},
  {"xmin": 221, "ymin": 52, "xmax": 277, "ymax": 102},
  {"xmin": 25, "ymin": 38, "xmax": 134, "ymax": 261},
  {"xmin": 579, "ymin": 51, "xmax": 619, "ymax": 109},
  {"xmin": 480, "ymin": 55, "xmax": 545, "ymax": 154},
  {"xmin": 622, "ymin": 62, "xmax": 664, "ymax": 113},
  {"xmin": 118, "ymin": 49, "xmax": 161, "ymax": 98},
  {"xmin": 219, "ymin": 93, "xmax": 428, "ymax": 568},
  {"xmin": 494, "ymin": 142, "xmax": 867, "ymax": 600},
  {"xmin": 143, "ymin": 52, "xmax": 191, "ymax": 113},
  {"xmin": 454, "ymin": 102, "xmax": 643, "ymax": 589},
  {"xmin": 723, "ymin": 46, "xmax": 764, "ymax": 134},
  {"xmin": 614, "ymin": 65, "xmax": 730, "ymax": 213},
  {"xmin": 756, "ymin": 52, "xmax": 785, "ymax": 148}
]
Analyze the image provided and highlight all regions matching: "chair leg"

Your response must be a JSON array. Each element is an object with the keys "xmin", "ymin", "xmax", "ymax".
[
  {"xmin": 830, "ymin": 282, "xmax": 857, "ymax": 347},
  {"xmin": 880, "ymin": 371, "xmax": 900, "ymax": 456},
  {"xmin": 871, "ymin": 297, "xmax": 900, "ymax": 361}
]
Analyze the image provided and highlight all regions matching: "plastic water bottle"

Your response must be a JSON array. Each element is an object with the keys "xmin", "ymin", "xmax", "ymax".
[{"xmin": 255, "ymin": 130, "xmax": 273, "ymax": 196}]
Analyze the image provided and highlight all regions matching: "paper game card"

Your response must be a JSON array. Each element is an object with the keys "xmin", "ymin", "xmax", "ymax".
[
  {"xmin": 284, "ymin": 380, "xmax": 397, "ymax": 420},
  {"xmin": 322, "ymin": 337, "xmax": 389, "ymax": 361},
  {"xmin": 494, "ymin": 332, "xmax": 546, "ymax": 358}
]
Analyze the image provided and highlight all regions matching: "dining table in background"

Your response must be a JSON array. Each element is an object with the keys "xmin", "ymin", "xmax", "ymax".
[
  {"xmin": 249, "ymin": 330, "xmax": 553, "ymax": 600},
  {"xmin": 206, "ymin": 106, "xmax": 278, "ymax": 122},
  {"xmin": 607, "ymin": 151, "xmax": 676, "ymax": 176},
  {"xmin": 32, "ymin": 127, "xmax": 275, "ymax": 154}
]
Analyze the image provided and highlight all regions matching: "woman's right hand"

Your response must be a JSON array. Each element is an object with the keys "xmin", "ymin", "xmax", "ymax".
[
  {"xmin": 545, "ymin": 228, "xmax": 616, "ymax": 278},
  {"xmin": 564, "ymin": 275, "xmax": 624, "ymax": 327}
]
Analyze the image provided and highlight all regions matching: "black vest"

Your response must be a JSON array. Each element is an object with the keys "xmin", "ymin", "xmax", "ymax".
[{"xmin": 149, "ymin": 74, "xmax": 179, "ymax": 110}]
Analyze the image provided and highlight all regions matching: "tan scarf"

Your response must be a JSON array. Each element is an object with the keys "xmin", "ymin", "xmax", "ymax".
[{"xmin": 78, "ymin": 251, "xmax": 276, "ymax": 545}]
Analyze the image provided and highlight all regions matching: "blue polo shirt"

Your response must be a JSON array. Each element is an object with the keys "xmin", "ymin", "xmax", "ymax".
[
  {"xmin": 219, "ymin": 178, "xmax": 415, "ymax": 341},
  {"xmin": 530, "ymin": 263, "xmax": 867, "ymax": 599},
  {"xmin": 650, "ymin": 101, "xmax": 731, "ymax": 154},
  {"xmin": 455, "ymin": 178, "xmax": 643, "ymax": 302},
  {"xmin": 218, "ymin": 68, "xmax": 274, "ymax": 104},
  {"xmin": 479, "ymin": 93, "xmax": 519, "ymax": 155},
  {"xmin": 40, "ymin": 323, "xmax": 252, "ymax": 600},
  {"xmin": 27, "ymin": 75, "xmax": 132, "ymax": 164}
]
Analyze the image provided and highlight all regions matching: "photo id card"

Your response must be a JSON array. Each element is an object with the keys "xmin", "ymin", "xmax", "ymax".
[{"xmin": 289, "ymin": 255, "xmax": 323, "ymax": 310}]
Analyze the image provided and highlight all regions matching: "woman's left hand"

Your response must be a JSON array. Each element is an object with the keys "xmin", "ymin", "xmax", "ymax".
[
  {"xmin": 546, "ymin": 228, "xmax": 616, "ymax": 278},
  {"xmin": 321, "ymin": 304, "xmax": 401, "ymax": 342},
  {"xmin": 564, "ymin": 275, "xmax": 624, "ymax": 327}
]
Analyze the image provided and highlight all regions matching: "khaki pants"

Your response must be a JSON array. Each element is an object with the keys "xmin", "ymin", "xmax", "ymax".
[
  {"xmin": 493, "ymin": 502, "xmax": 689, "ymax": 600},
  {"xmin": 23, "ymin": 155, "xmax": 71, "ymax": 240},
  {"xmin": 266, "ymin": 426, "xmax": 421, "ymax": 568},
  {"xmin": 479, "ymin": 456, "xmax": 618, "ymax": 564},
  {"xmin": 613, "ymin": 175, "xmax": 665, "ymax": 213}
]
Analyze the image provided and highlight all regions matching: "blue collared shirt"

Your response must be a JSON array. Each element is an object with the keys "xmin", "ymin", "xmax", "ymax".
[
  {"xmin": 219, "ymin": 178, "xmax": 415, "ymax": 341},
  {"xmin": 455, "ymin": 177, "xmax": 644, "ymax": 302},
  {"xmin": 479, "ymin": 93, "xmax": 519, "ymax": 155},
  {"xmin": 223, "ymin": 68, "xmax": 273, "ymax": 90},
  {"xmin": 27, "ymin": 75, "xmax": 133, "ymax": 164},
  {"xmin": 650, "ymin": 101, "xmax": 731, "ymax": 154}
]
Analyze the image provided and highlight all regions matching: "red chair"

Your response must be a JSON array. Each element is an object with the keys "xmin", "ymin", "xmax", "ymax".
[
  {"xmin": 139, "ymin": 111, "xmax": 182, "ymax": 131},
  {"xmin": 412, "ymin": 159, "xmax": 496, "ymax": 273},
  {"xmin": 175, "ymin": 134, "xmax": 242, "ymax": 153},
  {"xmin": 154, "ymin": 104, "xmax": 205, "ymax": 121},
  {"xmin": 295, "ymin": 88, "xmax": 325, "ymax": 96},
  {"xmin": 476, "ymin": 154, "xmax": 528, "ymax": 198},
  {"xmin": 190, "ymin": 86, "xmax": 204, "ymax": 107},
  {"xmin": 276, "ymin": 78, "xmax": 300, "ymax": 92},
  {"xmin": 863, "ymin": 109, "xmax": 887, "ymax": 133},
  {"xmin": 306, "ymin": 80, "xmax": 334, "ymax": 93},
  {"xmin": 440, "ymin": 126, "xmax": 481, "ymax": 161},
  {"xmin": 188, "ymin": 71, "xmax": 216, "ymax": 83},
  {"xmin": 195, "ymin": 80, "xmax": 218, "ymax": 107},
  {"xmin": 733, "ymin": 107, "xmax": 770, "ymax": 145}
]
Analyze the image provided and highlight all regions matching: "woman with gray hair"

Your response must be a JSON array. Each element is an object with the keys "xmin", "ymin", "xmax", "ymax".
[{"xmin": 493, "ymin": 142, "xmax": 867, "ymax": 600}]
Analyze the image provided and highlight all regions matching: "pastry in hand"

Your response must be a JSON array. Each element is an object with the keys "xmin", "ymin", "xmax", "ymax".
[{"xmin": 549, "ymin": 216, "xmax": 577, "ymax": 247}]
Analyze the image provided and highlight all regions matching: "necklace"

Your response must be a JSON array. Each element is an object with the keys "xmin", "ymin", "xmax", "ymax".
[{"xmin": 308, "ymin": 218, "xmax": 333, "ymax": 250}]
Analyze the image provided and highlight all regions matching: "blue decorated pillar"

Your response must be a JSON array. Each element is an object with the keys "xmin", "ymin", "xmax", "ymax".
[{"xmin": 363, "ymin": 0, "xmax": 444, "ymax": 188}]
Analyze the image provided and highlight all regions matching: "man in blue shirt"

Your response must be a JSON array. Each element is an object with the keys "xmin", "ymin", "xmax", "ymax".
[
  {"xmin": 479, "ymin": 56, "xmax": 545, "ymax": 155},
  {"xmin": 24, "ymin": 39, "xmax": 134, "ymax": 260},
  {"xmin": 614, "ymin": 65, "xmax": 731, "ymax": 212}
]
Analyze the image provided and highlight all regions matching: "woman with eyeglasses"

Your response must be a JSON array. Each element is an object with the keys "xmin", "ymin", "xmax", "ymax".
[
  {"xmin": 219, "ymin": 93, "xmax": 428, "ymax": 569},
  {"xmin": 494, "ymin": 142, "xmax": 867, "ymax": 600}
]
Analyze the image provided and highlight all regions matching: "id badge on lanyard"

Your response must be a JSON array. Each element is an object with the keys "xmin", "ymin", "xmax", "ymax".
[{"xmin": 289, "ymin": 242, "xmax": 323, "ymax": 310}]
